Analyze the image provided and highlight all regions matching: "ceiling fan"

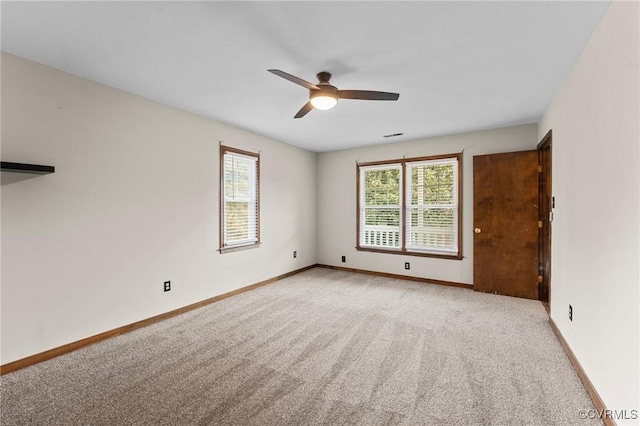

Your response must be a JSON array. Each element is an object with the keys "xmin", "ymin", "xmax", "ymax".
[{"xmin": 268, "ymin": 69, "xmax": 400, "ymax": 118}]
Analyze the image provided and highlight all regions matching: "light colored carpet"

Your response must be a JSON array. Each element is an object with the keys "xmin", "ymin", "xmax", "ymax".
[{"xmin": 1, "ymin": 268, "xmax": 601, "ymax": 425}]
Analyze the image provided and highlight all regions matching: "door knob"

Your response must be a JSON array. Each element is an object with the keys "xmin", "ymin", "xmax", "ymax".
[{"xmin": 474, "ymin": 228, "xmax": 482, "ymax": 234}]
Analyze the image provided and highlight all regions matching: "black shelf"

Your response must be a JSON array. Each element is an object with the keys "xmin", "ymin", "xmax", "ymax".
[
  {"xmin": 1, "ymin": 161, "xmax": 55, "ymax": 185},
  {"xmin": 1, "ymin": 161, "xmax": 55, "ymax": 175}
]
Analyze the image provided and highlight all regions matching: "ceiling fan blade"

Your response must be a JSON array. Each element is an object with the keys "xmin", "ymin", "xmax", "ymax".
[
  {"xmin": 268, "ymin": 69, "xmax": 319, "ymax": 90},
  {"xmin": 338, "ymin": 90, "xmax": 400, "ymax": 101},
  {"xmin": 294, "ymin": 101, "xmax": 314, "ymax": 119}
]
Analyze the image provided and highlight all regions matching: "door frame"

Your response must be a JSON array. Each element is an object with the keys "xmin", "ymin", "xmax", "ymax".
[{"xmin": 537, "ymin": 130, "xmax": 552, "ymax": 311}]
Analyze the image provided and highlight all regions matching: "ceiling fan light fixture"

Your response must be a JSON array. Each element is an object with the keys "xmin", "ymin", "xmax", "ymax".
[{"xmin": 310, "ymin": 90, "xmax": 338, "ymax": 110}]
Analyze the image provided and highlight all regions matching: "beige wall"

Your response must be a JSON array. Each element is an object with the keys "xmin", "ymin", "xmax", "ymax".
[
  {"xmin": 1, "ymin": 53, "xmax": 317, "ymax": 364},
  {"xmin": 316, "ymin": 124, "xmax": 538, "ymax": 284},
  {"xmin": 539, "ymin": 1, "xmax": 639, "ymax": 420}
]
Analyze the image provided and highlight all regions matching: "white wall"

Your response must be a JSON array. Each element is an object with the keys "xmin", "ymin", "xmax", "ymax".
[
  {"xmin": 0, "ymin": 53, "xmax": 317, "ymax": 364},
  {"xmin": 538, "ymin": 1, "xmax": 639, "ymax": 420},
  {"xmin": 317, "ymin": 124, "xmax": 538, "ymax": 284}
]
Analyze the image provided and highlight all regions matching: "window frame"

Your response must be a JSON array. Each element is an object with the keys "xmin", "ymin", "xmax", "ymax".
[
  {"xmin": 357, "ymin": 161, "xmax": 403, "ymax": 252},
  {"xmin": 356, "ymin": 153, "xmax": 462, "ymax": 260},
  {"xmin": 219, "ymin": 145, "xmax": 260, "ymax": 253}
]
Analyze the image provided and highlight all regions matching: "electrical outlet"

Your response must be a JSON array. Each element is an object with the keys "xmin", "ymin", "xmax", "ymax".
[
  {"xmin": 341, "ymin": 256, "xmax": 346, "ymax": 263},
  {"xmin": 164, "ymin": 281, "xmax": 171, "ymax": 292},
  {"xmin": 293, "ymin": 251, "xmax": 297, "ymax": 258},
  {"xmin": 405, "ymin": 262, "xmax": 410, "ymax": 270},
  {"xmin": 569, "ymin": 305, "xmax": 573, "ymax": 321}
]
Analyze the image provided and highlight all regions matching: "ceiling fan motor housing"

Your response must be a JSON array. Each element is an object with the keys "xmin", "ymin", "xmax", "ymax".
[{"xmin": 310, "ymin": 85, "xmax": 338, "ymax": 98}]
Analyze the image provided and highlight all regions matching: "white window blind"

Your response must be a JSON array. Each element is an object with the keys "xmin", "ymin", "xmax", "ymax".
[
  {"xmin": 405, "ymin": 158, "xmax": 458, "ymax": 254},
  {"xmin": 222, "ymin": 148, "xmax": 259, "ymax": 249},
  {"xmin": 359, "ymin": 164, "xmax": 402, "ymax": 249}
]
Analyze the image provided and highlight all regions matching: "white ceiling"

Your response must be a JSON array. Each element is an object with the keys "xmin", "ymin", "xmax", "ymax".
[{"xmin": 1, "ymin": 1, "xmax": 610, "ymax": 152}]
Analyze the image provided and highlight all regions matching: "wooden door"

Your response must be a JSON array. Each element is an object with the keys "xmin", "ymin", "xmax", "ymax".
[
  {"xmin": 473, "ymin": 150, "xmax": 539, "ymax": 299},
  {"xmin": 538, "ymin": 132, "xmax": 552, "ymax": 307}
]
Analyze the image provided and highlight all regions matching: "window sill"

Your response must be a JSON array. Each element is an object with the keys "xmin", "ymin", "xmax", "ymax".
[
  {"xmin": 219, "ymin": 242, "xmax": 261, "ymax": 254},
  {"xmin": 356, "ymin": 246, "xmax": 462, "ymax": 260}
]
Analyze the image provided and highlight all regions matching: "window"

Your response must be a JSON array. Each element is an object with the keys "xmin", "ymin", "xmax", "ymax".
[
  {"xmin": 220, "ymin": 146, "xmax": 259, "ymax": 251},
  {"xmin": 357, "ymin": 153, "xmax": 461, "ymax": 259}
]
